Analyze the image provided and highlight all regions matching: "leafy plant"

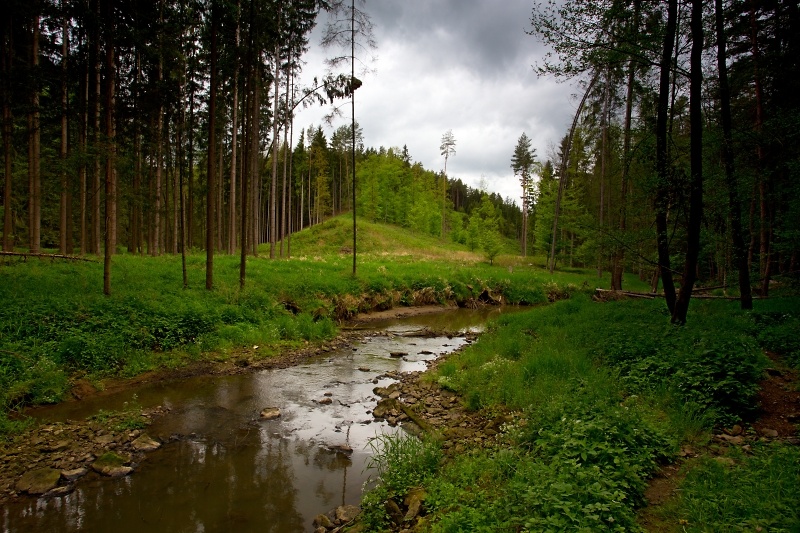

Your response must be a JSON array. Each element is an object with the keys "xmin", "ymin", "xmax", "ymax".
[{"xmin": 361, "ymin": 433, "xmax": 442, "ymax": 530}]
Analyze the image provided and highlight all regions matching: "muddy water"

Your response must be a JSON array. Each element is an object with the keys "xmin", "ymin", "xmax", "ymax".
[{"xmin": 1, "ymin": 307, "xmax": 523, "ymax": 533}]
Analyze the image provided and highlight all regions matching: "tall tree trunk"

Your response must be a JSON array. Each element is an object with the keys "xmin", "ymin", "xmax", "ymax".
[
  {"xmin": 59, "ymin": 9, "xmax": 69, "ymax": 254},
  {"xmin": 103, "ymin": 0, "xmax": 116, "ymax": 295},
  {"xmin": 549, "ymin": 74, "xmax": 598, "ymax": 273},
  {"xmin": 351, "ymin": 0, "xmax": 357, "ymax": 275},
  {"xmin": 240, "ymin": 15, "xmax": 252, "ymax": 288},
  {"xmin": 228, "ymin": 1, "xmax": 240, "ymax": 255},
  {"xmin": 187, "ymin": 36, "xmax": 196, "ymax": 251},
  {"xmin": 280, "ymin": 51, "xmax": 290, "ymax": 257},
  {"xmin": 250, "ymin": 67, "xmax": 259, "ymax": 256},
  {"xmin": 2, "ymin": 15, "xmax": 13, "ymax": 252},
  {"xmin": 300, "ymin": 162, "xmax": 304, "ymax": 231},
  {"xmin": 92, "ymin": 0, "xmax": 101, "ymax": 255},
  {"xmin": 217, "ymin": 139, "xmax": 223, "ymax": 251},
  {"xmin": 30, "ymin": 15, "xmax": 41, "ymax": 254},
  {"xmin": 611, "ymin": 25, "xmax": 638, "ymax": 290},
  {"xmin": 270, "ymin": 5, "xmax": 281, "ymax": 260},
  {"xmin": 179, "ymin": 105, "xmax": 187, "ymax": 288},
  {"xmin": 671, "ymin": 0, "xmax": 704, "ymax": 324},
  {"xmin": 78, "ymin": 0, "xmax": 88, "ymax": 255},
  {"xmin": 152, "ymin": 5, "xmax": 165, "ymax": 256},
  {"xmin": 206, "ymin": 2, "xmax": 218, "ymax": 290},
  {"xmin": 287, "ymin": 89, "xmax": 293, "ymax": 258},
  {"xmin": 597, "ymin": 69, "xmax": 610, "ymax": 279},
  {"xmin": 749, "ymin": 1, "xmax": 769, "ymax": 296},
  {"xmin": 655, "ymin": 0, "xmax": 678, "ymax": 313},
  {"xmin": 715, "ymin": 0, "xmax": 752, "ymax": 309},
  {"xmin": 130, "ymin": 51, "xmax": 142, "ymax": 253},
  {"xmin": 176, "ymin": 131, "xmax": 183, "ymax": 254}
]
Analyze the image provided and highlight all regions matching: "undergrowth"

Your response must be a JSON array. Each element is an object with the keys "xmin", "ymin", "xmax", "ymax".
[
  {"xmin": 661, "ymin": 444, "xmax": 800, "ymax": 532},
  {"xmin": 361, "ymin": 295, "xmax": 791, "ymax": 532}
]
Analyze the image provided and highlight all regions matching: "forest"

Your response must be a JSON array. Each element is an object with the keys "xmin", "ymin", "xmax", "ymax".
[
  {"xmin": 521, "ymin": 0, "xmax": 799, "ymax": 323},
  {"xmin": 2, "ymin": 0, "xmax": 798, "ymax": 322},
  {"xmin": 1, "ymin": 0, "xmax": 799, "ymax": 531},
  {"xmin": 0, "ymin": 0, "xmax": 522, "ymax": 290}
]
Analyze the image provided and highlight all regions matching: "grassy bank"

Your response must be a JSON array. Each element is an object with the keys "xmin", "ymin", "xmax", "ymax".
[
  {"xmin": 361, "ymin": 294, "xmax": 800, "ymax": 532},
  {"xmin": 1, "ymin": 216, "xmax": 628, "ymax": 431}
]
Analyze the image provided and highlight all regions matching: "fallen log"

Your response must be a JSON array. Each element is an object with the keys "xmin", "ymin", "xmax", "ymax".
[
  {"xmin": 594, "ymin": 288, "xmax": 763, "ymax": 301},
  {"xmin": 0, "ymin": 251, "xmax": 97, "ymax": 263}
]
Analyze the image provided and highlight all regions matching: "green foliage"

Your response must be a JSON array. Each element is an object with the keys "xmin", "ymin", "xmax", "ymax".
[
  {"xmin": 415, "ymin": 295, "xmax": 777, "ymax": 531},
  {"xmin": 663, "ymin": 444, "xmax": 800, "ymax": 532},
  {"xmin": 361, "ymin": 433, "xmax": 442, "ymax": 531},
  {"xmin": 597, "ymin": 300, "xmax": 768, "ymax": 425},
  {"xmin": 749, "ymin": 304, "xmax": 800, "ymax": 368},
  {"xmin": 0, "ymin": 411, "xmax": 34, "ymax": 441},
  {"xmin": 87, "ymin": 395, "xmax": 147, "ymax": 432}
]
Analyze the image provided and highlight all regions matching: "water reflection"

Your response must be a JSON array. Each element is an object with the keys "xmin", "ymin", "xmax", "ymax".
[{"xmin": 1, "ymin": 307, "xmax": 529, "ymax": 532}]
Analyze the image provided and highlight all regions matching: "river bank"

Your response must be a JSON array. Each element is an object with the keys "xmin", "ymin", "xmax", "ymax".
[
  {"xmin": 0, "ymin": 329, "xmax": 369, "ymax": 503},
  {"xmin": 0, "ymin": 304, "xmax": 521, "ymax": 532}
]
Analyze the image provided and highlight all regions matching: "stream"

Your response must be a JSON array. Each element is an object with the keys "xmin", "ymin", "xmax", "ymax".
[{"xmin": 1, "ymin": 307, "xmax": 523, "ymax": 533}]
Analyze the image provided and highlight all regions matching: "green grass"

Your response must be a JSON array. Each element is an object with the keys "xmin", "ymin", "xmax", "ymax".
[
  {"xmin": 660, "ymin": 444, "xmax": 800, "ymax": 532},
  {"xmin": 1, "ymin": 215, "xmax": 626, "ymax": 425},
  {"xmin": 361, "ymin": 294, "xmax": 797, "ymax": 532}
]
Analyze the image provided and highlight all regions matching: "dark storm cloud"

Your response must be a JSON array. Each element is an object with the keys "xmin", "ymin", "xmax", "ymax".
[{"xmin": 367, "ymin": 0, "xmax": 546, "ymax": 76}]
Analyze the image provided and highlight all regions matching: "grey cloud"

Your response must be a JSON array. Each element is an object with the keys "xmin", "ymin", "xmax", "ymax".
[{"xmin": 293, "ymin": 0, "xmax": 580, "ymax": 201}]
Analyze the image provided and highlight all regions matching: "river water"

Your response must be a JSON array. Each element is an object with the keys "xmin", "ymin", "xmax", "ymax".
[{"xmin": 1, "ymin": 307, "xmax": 522, "ymax": 533}]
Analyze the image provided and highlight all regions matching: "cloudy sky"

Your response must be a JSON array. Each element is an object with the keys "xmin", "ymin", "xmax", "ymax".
[{"xmin": 293, "ymin": 0, "xmax": 580, "ymax": 204}]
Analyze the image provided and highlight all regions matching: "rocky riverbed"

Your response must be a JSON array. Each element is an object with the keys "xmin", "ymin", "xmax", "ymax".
[
  {"xmin": 0, "ymin": 331, "xmax": 368, "ymax": 506},
  {"xmin": 311, "ymin": 343, "xmax": 521, "ymax": 533},
  {"xmin": 0, "ymin": 307, "xmax": 529, "ymax": 531},
  {"xmin": 0, "ymin": 405, "xmax": 169, "ymax": 501}
]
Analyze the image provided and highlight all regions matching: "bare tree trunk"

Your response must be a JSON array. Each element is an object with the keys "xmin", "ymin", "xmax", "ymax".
[
  {"xmin": 270, "ymin": 14, "xmax": 281, "ymax": 260},
  {"xmin": 59, "ymin": 9, "xmax": 69, "ymax": 254},
  {"xmin": 217, "ymin": 139, "xmax": 223, "ymax": 251},
  {"xmin": 187, "ymin": 34, "xmax": 196, "ymax": 251},
  {"xmin": 92, "ymin": 0, "xmax": 101, "ymax": 255},
  {"xmin": 299, "ymin": 159, "xmax": 304, "ymax": 231},
  {"xmin": 280, "ymin": 51, "xmax": 291, "ymax": 257},
  {"xmin": 655, "ymin": 0, "xmax": 678, "ymax": 314},
  {"xmin": 2, "ymin": 16, "xmax": 14, "ymax": 252},
  {"xmin": 749, "ymin": 1, "xmax": 770, "ymax": 296},
  {"xmin": 79, "ymin": 45, "xmax": 88, "ymax": 255},
  {"xmin": 175, "ymin": 133, "xmax": 183, "ymax": 254},
  {"xmin": 103, "ymin": 0, "xmax": 116, "ymax": 295},
  {"xmin": 228, "ymin": 3, "xmax": 240, "ymax": 255},
  {"xmin": 206, "ymin": 2, "xmax": 218, "ymax": 290},
  {"xmin": 611, "ymin": 0, "xmax": 639, "ymax": 290},
  {"xmin": 672, "ymin": 0, "xmax": 704, "ymax": 324},
  {"xmin": 715, "ymin": 0, "xmax": 752, "ymax": 309},
  {"xmin": 350, "ymin": 0, "xmax": 357, "ymax": 275},
  {"xmin": 549, "ymin": 74, "xmax": 598, "ymax": 273},
  {"xmin": 250, "ymin": 70, "xmax": 259, "ymax": 256},
  {"xmin": 239, "ymin": 20, "xmax": 251, "ymax": 288},
  {"xmin": 30, "ymin": 15, "xmax": 41, "ymax": 254},
  {"xmin": 130, "ymin": 51, "xmax": 142, "ymax": 253},
  {"xmin": 287, "ymin": 89, "xmax": 293, "ymax": 258},
  {"xmin": 179, "ymin": 100, "xmax": 187, "ymax": 288},
  {"xmin": 597, "ymin": 69, "xmax": 610, "ymax": 279}
]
